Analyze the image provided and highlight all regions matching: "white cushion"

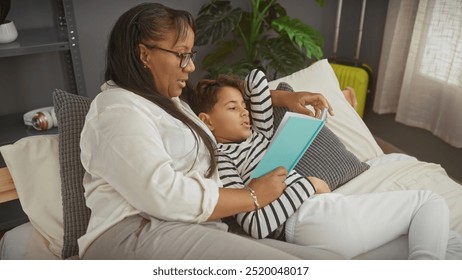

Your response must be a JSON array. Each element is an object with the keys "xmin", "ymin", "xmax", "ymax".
[
  {"xmin": 0, "ymin": 222, "xmax": 60, "ymax": 260},
  {"xmin": 268, "ymin": 59, "xmax": 383, "ymax": 162},
  {"xmin": 0, "ymin": 135, "xmax": 63, "ymax": 257}
]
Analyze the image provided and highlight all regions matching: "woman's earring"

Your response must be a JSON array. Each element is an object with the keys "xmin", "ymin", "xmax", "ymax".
[{"xmin": 143, "ymin": 64, "xmax": 148, "ymax": 69}]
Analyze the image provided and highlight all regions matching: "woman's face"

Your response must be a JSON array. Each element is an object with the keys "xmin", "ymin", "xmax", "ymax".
[{"xmin": 139, "ymin": 26, "xmax": 196, "ymax": 98}]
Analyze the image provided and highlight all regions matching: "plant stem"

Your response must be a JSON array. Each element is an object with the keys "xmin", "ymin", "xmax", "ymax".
[
  {"xmin": 236, "ymin": 24, "xmax": 250, "ymax": 56},
  {"xmin": 247, "ymin": 0, "xmax": 277, "ymax": 61}
]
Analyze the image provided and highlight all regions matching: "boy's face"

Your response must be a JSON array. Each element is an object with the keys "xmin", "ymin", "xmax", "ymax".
[{"xmin": 200, "ymin": 86, "xmax": 251, "ymax": 143}]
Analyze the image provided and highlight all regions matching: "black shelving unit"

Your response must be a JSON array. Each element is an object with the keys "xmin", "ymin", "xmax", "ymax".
[
  {"xmin": 0, "ymin": 112, "xmax": 58, "ymax": 146},
  {"xmin": 0, "ymin": 0, "xmax": 85, "ymax": 231},
  {"xmin": 0, "ymin": 27, "xmax": 69, "ymax": 57},
  {"xmin": 0, "ymin": 0, "xmax": 85, "ymax": 146}
]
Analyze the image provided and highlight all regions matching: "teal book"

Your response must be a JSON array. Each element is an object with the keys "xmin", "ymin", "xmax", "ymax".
[{"xmin": 250, "ymin": 111, "xmax": 326, "ymax": 178}]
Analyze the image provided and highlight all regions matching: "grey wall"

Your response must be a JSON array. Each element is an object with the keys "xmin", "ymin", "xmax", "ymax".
[
  {"xmin": 73, "ymin": 0, "xmax": 251, "ymax": 98},
  {"xmin": 1, "ymin": 0, "xmax": 388, "ymax": 110},
  {"xmin": 1, "ymin": 0, "xmax": 71, "ymax": 114},
  {"xmin": 281, "ymin": 0, "xmax": 388, "ymax": 73},
  {"xmin": 73, "ymin": 0, "xmax": 388, "ymax": 99},
  {"xmin": 279, "ymin": 0, "xmax": 389, "ymax": 106}
]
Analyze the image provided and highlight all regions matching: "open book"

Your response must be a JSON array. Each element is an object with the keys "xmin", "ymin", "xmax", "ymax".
[{"xmin": 250, "ymin": 109, "xmax": 327, "ymax": 178}]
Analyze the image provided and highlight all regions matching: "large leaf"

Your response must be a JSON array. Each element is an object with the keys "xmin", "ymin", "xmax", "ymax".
[
  {"xmin": 264, "ymin": 1, "xmax": 287, "ymax": 26},
  {"xmin": 259, "ymin": 36, "xmax": 307, "ymax": 79},
  {"xmin": 206, "ymin": 61, "xmax": 255, "ymax": 79},
  {"xmin": 316, "ymin": 0, "xmax": 325, "ymax": 7},
  {"xmin": 195, "ymin": 0, "xmax": 243, "ymax": 46},
  {"xmin": 271, "ymin": 16, "xmax": 324, "ymax": 59},
  {"xmin": 202, "ymin": 39, "xmax": 239, "ymax": 69},
  {"xmin": 197, "ymin": 0, "xmax": 326, "ymax": 78}
]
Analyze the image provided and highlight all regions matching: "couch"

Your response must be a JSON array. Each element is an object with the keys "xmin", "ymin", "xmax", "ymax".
[{"xmin": 1, "ymin": 59, "xmax": 461, "ymax": 260}]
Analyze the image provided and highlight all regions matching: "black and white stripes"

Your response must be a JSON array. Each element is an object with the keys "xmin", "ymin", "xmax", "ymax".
[{"xmin": 217, "ymin": 69, "xmax": 316, "ymax": 239}]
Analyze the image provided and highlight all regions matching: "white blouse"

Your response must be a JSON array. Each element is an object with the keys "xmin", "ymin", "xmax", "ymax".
[{"xmin": 78, "ymin": 83, "xmax": 222, "ymax": 256}]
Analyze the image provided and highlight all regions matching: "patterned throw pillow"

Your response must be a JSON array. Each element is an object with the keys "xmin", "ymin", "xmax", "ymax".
[
  {"xmin": 53, "ymin": 89, "xmax": 92, "ymax": 259},
  {"xmin": 274, "ymin": 82, "xmax": 369, "ymax": 190}
]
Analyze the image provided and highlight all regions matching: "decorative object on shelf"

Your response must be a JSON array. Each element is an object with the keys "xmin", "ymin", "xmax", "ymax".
[
  {"xmin": 0, "ymin": 0, "xmax": 17, "ymax": 44},
  {"xmin": 0, "ymin": 20, "xmax": 17, "ymax": 43},
  {"xmin": 195, "ymin": 0, "xmax": 325, "ymax": 79},
  {"xmin": 23, "ymin": 107, "xmax": 58, "ymax": 131}
]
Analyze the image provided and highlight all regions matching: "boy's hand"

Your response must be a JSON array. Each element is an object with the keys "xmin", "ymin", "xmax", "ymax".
[{"xmin": 288, "ymin": 91, "xmax": 334, "ymax": 119}]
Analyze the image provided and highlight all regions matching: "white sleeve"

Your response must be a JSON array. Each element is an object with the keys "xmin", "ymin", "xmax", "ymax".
[{"xmin": 80, "ymin": 102, "xmax": 219, "ymax": 223}]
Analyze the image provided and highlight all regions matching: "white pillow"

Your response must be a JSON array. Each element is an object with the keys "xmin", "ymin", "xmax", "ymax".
[
  {"xmin": 268, "ymin": 59, "xmax": 383, "ymax": 162},
  {"xmin": 0, "ymin": 135, "xmax": 63, "ymax": 257}
]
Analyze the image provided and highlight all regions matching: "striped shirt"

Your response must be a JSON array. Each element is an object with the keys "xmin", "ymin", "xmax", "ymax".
[{"xmin": 217, "ymin": 69, "xmax": 316, "ymax": 240}]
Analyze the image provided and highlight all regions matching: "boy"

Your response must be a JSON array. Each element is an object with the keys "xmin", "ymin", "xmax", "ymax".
[
  {"xmin": 190, "ymin": 69, "xmax": 331, "ymax": 240},
  {"xmin": 190, "ymin": 70, "xmax": 457, "ymax": 260}
]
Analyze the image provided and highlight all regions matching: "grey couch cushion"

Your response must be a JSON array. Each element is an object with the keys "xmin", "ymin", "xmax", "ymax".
[
  {"xmin": 274, "ymin": 82, "xmax": 369, "ymax": 190},
  {"xmin": 53, "ymin": 89, "xmax": 92, "ymax": 259}
]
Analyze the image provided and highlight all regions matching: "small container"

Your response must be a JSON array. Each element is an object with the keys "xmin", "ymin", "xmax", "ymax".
[{"xmin": 0, "ymin": 20, "xmax": 18, "ymax": 44}]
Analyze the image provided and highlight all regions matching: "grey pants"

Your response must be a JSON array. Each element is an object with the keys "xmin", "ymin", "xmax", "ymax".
[{"xmin": 82, "ymin": 215, "xmax": 343, "ymax": 260}]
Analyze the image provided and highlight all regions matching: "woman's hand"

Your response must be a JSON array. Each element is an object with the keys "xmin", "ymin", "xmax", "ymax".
[
  {"xmin": 248, "ymin": 167, "xmax": 288, "ymax": 208},
  {"xmin": 271, "ymin": 89, "xmax": 334, "ymax": 118},
  {"xmin": 208, "ymin": 167, "xmax": 287, "ymax": 221},
  {"xmin": 308, "ymin": 176, "xmax": 331, "ymax": 194}
]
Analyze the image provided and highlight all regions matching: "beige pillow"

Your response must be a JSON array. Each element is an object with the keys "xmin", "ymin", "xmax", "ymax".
[
  {"xmin": 0, "ymin": 135, "xmax": 63, "ymax": 257},
  {"xmin": 268, "ymin": 59, "xmax": 383, "ymax": 162}
]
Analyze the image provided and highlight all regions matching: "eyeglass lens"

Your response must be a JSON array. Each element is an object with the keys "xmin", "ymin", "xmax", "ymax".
[{"xmin": 180, "ymin": 52, "xmax": 196, "ymax": 68}]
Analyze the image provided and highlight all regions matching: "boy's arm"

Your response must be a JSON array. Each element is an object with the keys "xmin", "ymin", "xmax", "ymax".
[
  {"xmin": 244, "ymin": 69, "xmax": 274, "ymax": 139},
  {"xmin": 235, "ymin": 173, "xmax": 316, "ymax": 239},
  {"xmin": 270, "ymin": 89, "xmax": 334, "ymax": 118},
  {"xmin": 220, "ymin": 151, "xmax": 317, "ymax": 239}
]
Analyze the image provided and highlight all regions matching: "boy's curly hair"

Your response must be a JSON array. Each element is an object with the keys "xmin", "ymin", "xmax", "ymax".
[{"xmin": 190, "ymin": 75, "xmax": 244, "ymax": 115}]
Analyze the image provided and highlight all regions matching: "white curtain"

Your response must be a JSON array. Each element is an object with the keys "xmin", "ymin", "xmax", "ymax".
[{"xmin": 374, "ymin": 0, "xmax": 462, "ymax": 148}]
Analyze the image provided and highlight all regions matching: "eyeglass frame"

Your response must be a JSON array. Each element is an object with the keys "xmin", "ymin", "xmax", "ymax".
[{"xmin": 142, "ymin": 44, "xmax": 197, "ymax": 69}]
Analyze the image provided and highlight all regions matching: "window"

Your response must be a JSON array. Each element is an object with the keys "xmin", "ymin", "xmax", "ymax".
[{"xmin": 419, "ymin": 0, "xmax": 462, "ymax": 87}]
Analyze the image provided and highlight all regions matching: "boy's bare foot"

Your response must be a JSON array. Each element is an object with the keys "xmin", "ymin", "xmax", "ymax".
[{"xmin": 342, "ymin": 86, "xmax": 358, "ymax": 110}]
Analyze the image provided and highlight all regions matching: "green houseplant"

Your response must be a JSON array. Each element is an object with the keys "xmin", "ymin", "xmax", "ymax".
[{"xmin": 195, "ymin": 0, "xmax": 325, "ymax": 79}]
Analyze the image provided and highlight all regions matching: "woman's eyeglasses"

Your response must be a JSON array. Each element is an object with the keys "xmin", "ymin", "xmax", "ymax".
[{"xmin": 144, "ymin": 44, "xmax": 196, "ymax": 69}]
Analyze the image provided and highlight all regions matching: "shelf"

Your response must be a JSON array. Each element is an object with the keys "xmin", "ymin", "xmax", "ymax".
[
  {"xmin": 0, "ymin": 112, "xmax": 58, "ymax": 146},
  {"xmin": 0, "ymin": 27, "xmax": 70, "ymax": 58},
  {"xmin": 0, "ymin": 0, "xmax": 83, "ymax": 234}
]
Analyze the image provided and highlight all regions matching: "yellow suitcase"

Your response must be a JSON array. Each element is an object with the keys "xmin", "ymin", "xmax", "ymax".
[
  {"xmin": 329, "ymin": 0, "xmax": 372, "ymax": 118},
  {"xmin": 330, "ymin": 63, "xmax": 371, "ymax": 117}
]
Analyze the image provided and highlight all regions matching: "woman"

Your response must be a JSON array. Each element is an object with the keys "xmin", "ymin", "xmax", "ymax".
[{"xmin": 78, "ymin": 2, "xmax": 337, "ymax": 259}]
